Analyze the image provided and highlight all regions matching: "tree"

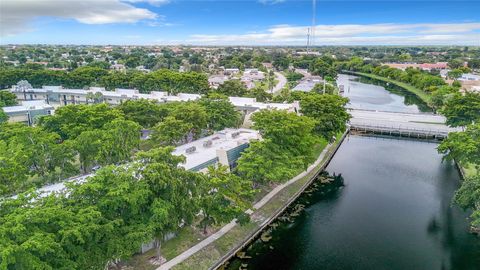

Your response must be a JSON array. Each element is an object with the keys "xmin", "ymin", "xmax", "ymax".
[
  {"xmin": 216, "ymin": 80, "xmax": 248, "ymax": 97},
  {"xmin": 236, "ymin": 110, "xmax": 318, "ymax": 184},
  {"xmin": 453, "ymin": 174, "xmax": 480, "ymax": 227},
  {"xmin": 150, "ymin": 116, "xmax": 192, "ymax": 146},
  {"xmin": 137, "ymin": 147, "xmax": 202, "ymax": 260},
  {"xmin": 117, "ymin": 99, "xmax": 169, "ymax": 128},
  {"xmin": 199, "ymin": 97, "xmax": 241, "ymax": 131},
  {"xmin": 0, "ymin": 109, "xmax": 7, "ymax": 123},
  {"xmin": 0, "ymin": 90, "xmax": 18, "ymax": 107},
  {"xmin": 438, "ymin": 123, "xmax": 480, "ymax": 166},
  {"xmin": 248, "ymin": 87, "xmax": 272, "ymax": 102},
  {"xmin": 198, "ymin": 166, "xmax": 253, "ymax": 234},
  {"xmin": 300, "ymin": 94, "xmax": 351, "ymax": 139},
  {"xmin": 441, "ymin": 93, "xmax": 480, "ymax": 127},
  {"xmin": 169, "ymin": 102, "xmax": 207, "ymax": 138},
  {"xmin": 98, "ymin": 119, "xmax": 141, "ymax": 165},
  {"xmin": 39, "ymin": 103, "xmax": 124, "ymax": 140},
  {"xmin": 72, "ymin": 130, "xmax": 104, "ymax": 173},
  {"xmin": 448, "ymin": 59, "xmax": 465, "ymax": 69}
]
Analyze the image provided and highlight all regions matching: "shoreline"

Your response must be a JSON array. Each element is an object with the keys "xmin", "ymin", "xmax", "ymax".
[{"xmin": 343, "ymin": 70, "xmax": 433, "ymax": 107}]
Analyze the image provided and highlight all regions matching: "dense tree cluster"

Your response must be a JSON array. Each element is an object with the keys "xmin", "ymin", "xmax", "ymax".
[
  {"xmin": 237, "ymin": 93, "xmax": 349, "ymax": 184},
  {"xmin": 438, "ymin": 92, "xmax": 480, "ymax": 228},
  {"xmin": 0, "ymin": 148, "xmax": 253, "ymax": 269},
  {"xmin": 0, "ymin": 67, "xmax": 209, "ymax": 94}
]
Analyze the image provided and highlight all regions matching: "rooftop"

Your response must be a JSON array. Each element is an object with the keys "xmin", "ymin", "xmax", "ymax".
[
  {"xmin": 172, "ymin": 128, "xmax": 260, "ymax": 170},
  {"xmin": 2, "ymin": 100, "xmax": 54, "ymax": 113}
]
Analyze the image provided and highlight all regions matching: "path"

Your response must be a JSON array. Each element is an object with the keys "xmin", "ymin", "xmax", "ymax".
[
  {"xmin": 271, "ymin": 72, "xmax": 286, "ymax": 94},
  {"xmin": 349, "ymin": 109, "xmax": 460, "ymax": 133},
  {"xmin": 156, "ymin": 142, "xmax": 333, "ymax": 270}
]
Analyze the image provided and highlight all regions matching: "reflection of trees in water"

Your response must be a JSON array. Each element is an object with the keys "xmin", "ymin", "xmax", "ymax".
[
  {"xmin": 224, "ymin": 172, "xmax": 345, "ymax": 270},
  {"xmin": 357, "ymin": 76, "xmax": 432, "ymax": 112},
  {"xmin": 428, "ymin": 162, "xmax": 480, "ymax": 270}
]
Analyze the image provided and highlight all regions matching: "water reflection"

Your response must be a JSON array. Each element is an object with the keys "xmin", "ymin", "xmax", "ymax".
[
  {"xmin": 227, "ymin": 136, "xmax": 479, "ymax": 270},
  {"xmin": 337, "ymin": 74, "xmax": 432, "ymax": 113}
]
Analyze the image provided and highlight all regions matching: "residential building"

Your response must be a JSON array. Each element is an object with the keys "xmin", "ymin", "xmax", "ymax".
[
  {"xmin": 292, "ymin": 76, "xmax": 323, "ymax": 92},
  {"xmin": 208, "ymin": 75, "xmax": 229, "ymax": 88},
  {"xmin": 172, "ymin": 128, "xmax": 261, "ymax": 172},
  {"xmin": 10, "ymin": 86, "xmax": 201, "ymax": 108},
  {"xmin": 2, "ymin": 100, "xmax": 54, "ymax": 126},
  {"xmin": 459, "ymin": 73, "xmax": 480, "ymax": 81}
]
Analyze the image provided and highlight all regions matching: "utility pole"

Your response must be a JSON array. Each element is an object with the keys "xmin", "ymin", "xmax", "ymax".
[{"xmin": 312, "ymin": 0, "xmax": 316, "ymax": 48}]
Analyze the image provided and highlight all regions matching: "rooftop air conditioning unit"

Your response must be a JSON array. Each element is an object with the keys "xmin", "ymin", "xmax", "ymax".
[
  {"xmin": 185, "ymin": 146, "xmax": 196, "ymax": 154},
  {"xmin": 203, "ymin": 140, "xmax": 213, "ymax": 147},
  {"xmin": 231, "ymin": 131, "xmax": 240, "ymax": 138}
]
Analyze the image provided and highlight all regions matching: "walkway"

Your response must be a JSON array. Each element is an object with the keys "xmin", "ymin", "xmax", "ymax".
[
  {"xmin": 156, "ymin": 142, "xmax": 333, "ymax": 270},
  {"xmin": 271, "ymin": 72, "xmax": 287, "ymax": 94},
  {"xmin": 349, "ymin": 109, "xmax": 460, "ymax": 134}
]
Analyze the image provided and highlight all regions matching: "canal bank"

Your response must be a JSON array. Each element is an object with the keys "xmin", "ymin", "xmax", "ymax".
[
  {"xmin": 342, "ymin": 70, "xmax": 433, "ymax": 107},
  {"xmin": 226, "ymin": 135, "xmax": 480, "ymax": 270},
  {"xmin": 166, "ymin": 131, "xmax": 348, "ymax": 270}
]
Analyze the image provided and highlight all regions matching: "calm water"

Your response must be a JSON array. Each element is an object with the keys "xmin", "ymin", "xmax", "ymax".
[
  {"xmin": 228, "ymin": 136, "xmax": 480, "ymax": 270},
  {"xmin": 337, "ymin": 74, "xmax": 432, "ymax": 113},
  {"xmin": 225, "ymin": 75, "xmax": 479, "ymax": 270}
]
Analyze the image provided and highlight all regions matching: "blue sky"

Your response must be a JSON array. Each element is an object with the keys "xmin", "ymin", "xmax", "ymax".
[{"xmin": 1, "ymin": 0, "xmax": 479, "ymax": 45}]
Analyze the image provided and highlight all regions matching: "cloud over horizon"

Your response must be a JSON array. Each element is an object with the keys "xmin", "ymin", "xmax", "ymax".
[
  {"xmin": 0, "ymin": 0, "xmax": 159, "ymax": 36},
  {"xmin": 188, "ymin": 23, "xmax": 480, "ymax": 45}
]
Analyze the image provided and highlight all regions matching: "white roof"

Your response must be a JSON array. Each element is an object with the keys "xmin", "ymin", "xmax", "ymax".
[
  {"xmin": 3, "ymin": 100, "xmax": 54, "ymax": 113},
  {"xmin": 11, "ymin": 87, "xmax": 201, "ymax": 102},
  {"xmin": 228, "ymin": 96, "xmax": 296, "ymax": 111},
  {"xmin": 172, "ymin": 128, "xmax": 260, "ymax": 170}
]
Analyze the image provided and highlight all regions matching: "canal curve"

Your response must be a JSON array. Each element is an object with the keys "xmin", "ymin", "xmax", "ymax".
[{"xmin": 224, "ymin": 74, "xmax": 479, "ymax": 270}]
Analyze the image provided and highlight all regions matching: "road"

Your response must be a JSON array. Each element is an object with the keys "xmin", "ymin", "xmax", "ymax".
[
  {"xmin": 349, "ymin": 109, "xmax": 460, "ymax": 133},
  {"xmin": 271, "ymin": 72, "xmax": 287, "ymax": 94}
]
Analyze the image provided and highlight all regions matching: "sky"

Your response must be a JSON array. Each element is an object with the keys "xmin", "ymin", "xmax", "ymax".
[{"xmin": 0, "ymin": 0, "xmax": 479, "ymax": 46}]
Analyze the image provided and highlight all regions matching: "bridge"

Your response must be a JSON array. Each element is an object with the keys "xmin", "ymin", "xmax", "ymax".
[{"xmin": 349, "ymin": 109, "xmax": 461, "ymax": 140}]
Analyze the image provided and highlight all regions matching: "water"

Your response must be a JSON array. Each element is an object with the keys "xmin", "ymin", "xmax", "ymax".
[
  {"xmin": 337, "ymin": 74, "xmax": 432, "ymax": 113},
  {"xmin": 228, "ymin": 136, "xmax": 480, "ymax": 270},
  {"xmin": 225, "ymin": 75, "xmax": 479, "ymax": 270}
]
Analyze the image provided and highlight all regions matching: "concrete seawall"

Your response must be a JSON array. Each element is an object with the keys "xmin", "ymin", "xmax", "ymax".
[{"xmin": 209, "ymin": 130, "xmax": 349, "ymax": 270}]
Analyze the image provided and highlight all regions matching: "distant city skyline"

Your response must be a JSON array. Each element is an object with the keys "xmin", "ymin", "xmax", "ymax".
[{"xmin": 1, "ymin": 0, "xmax": 480, "ymax": 45}]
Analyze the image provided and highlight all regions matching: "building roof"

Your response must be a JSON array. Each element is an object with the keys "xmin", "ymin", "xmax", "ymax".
[
  {"xmin": 228, "ymin": 96, "xmax": 297, "ymax": 111},
  {"xmin": 11, "ymin": 86, "xmax": 201, "ymax": 102},
  {"xmin": 172, "ymin": 128, "xmax": 260, "ymax": 170},
  {"xmin": 3, "ymin": 100, "xmax": 54, "ymax": 114}
]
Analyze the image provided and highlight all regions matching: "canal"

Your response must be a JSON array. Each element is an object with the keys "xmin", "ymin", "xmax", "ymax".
[{"xmin": 225, "ymin": 74, "xmax": 479, "ymax": 270}]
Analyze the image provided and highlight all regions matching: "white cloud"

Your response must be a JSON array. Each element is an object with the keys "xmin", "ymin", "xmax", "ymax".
[
  {"xmin": 188, "ymin": 22, "xmax": 480, "ymax": 45},
  {"xmin": 0, "ymin": 0, "xmax": 159, "ymax": 36},
  {"xmin": 258, "ymin": 0, "xmax": 286, "ymax": 4},
  {"xmin": 123, "ymin": 0, "xmax": 170, "ymax": 6}
]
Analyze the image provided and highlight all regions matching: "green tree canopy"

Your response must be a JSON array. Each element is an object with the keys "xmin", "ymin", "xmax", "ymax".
[
  {"xmin": 441, "ymin": 92, "xmax": 480, "ymax": 127},
  {"xmin": 300, "ymin": 94, "xmax": 351, "ymax": 139}
]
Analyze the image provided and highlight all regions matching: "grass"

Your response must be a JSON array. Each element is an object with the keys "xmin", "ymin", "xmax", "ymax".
[
  {"xmin": 172, "ymin": 132, "xmax": 345, "ymax": 270},
  {"xmin": 125, "ymin": 133, "xmax": 344, "ymax": 270},
  {"xmin": 349, "ymin": 71, "xmax": 432, "ymax": 105},
  {"xmin": 463, "ymin": 163, "xmax": 478, "ymax": 178}
]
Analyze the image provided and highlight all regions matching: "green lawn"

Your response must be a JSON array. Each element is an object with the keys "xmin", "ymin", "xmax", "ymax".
[{"xmin": 349, "ymin": 71, "xmax": 432, "ymax": 105}]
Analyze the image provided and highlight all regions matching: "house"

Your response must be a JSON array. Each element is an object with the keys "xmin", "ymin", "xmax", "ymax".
[
  {"xmin": 292, "ymin": 77, "xmax": 323, "ymax": 92},
  {"xmin": 2, "ymin": 100, "xmax": 54, "ymax": 126},
  {"xmin": 224, "ymin": 68, "xmax": 240, "ymax": 75},
  {"xmin": 208, "ymin": 75, "xmax": 229, "ymax": 89}
]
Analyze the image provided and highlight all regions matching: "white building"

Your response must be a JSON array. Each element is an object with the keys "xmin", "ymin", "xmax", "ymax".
[
  {"xmin": 172, "ymin": 128, "xmax": 261, "ymax": 172},
  {"xmin": 208, "ymin": 75, "xmax": 229, "ymax": 89},
  {"xmin": 2, "ymin": 100, "xmax": 54, "ymax": 126},
  {"xmin": 10, "ymin": 86, "xmax": 201, "ymax": 108},
  {"xmin": 459, "ymin": 73, "xmax": 480, "ymax": 81},
  {"xmin": 292, "ymin": 77, "xmax": 323, "ymax": 92}
]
